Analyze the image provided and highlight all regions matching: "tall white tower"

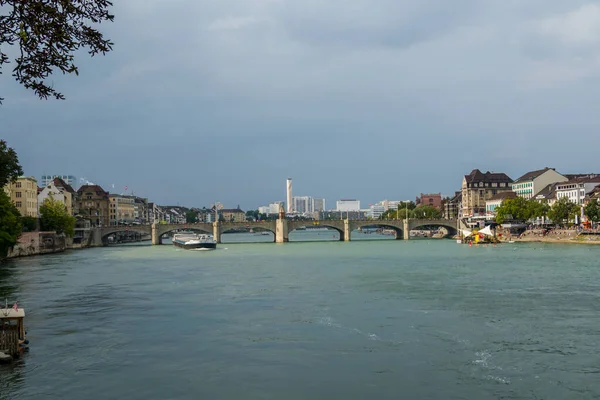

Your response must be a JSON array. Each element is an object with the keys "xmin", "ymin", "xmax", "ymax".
[{"xmin": 286, "ymin": 178, "xmax": 293, "ymax": 213}]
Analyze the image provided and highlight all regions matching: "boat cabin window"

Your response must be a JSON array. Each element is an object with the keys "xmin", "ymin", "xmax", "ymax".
[{"xmin": 1, "ymin": 319, "xmax": 19, "ymax": 328}]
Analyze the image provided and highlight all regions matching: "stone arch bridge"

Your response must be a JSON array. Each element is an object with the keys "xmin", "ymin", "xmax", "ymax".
[{"xmin": 90, "ymin": 219, "xmax": 458, "ymax": 246}]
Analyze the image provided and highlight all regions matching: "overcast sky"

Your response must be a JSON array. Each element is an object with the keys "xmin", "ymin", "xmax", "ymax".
[{"xmin": 2, "ymin": 1, "xmax": 600, "ymax": 209}]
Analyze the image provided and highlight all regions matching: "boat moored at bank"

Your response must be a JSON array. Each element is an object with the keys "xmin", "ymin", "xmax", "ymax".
[
  {"xmin": 172, "ymin": 233, "xmax": 217, "ymax": 250},
  {"xmin": 0, "ymin": 302, "xmax": 29, "ymax": 363}
]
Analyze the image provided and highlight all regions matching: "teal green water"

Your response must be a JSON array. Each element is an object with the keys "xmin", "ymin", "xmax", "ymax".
[{"xmin": 1, "ymin": 233, "xmax": 599, "ymax": 399}]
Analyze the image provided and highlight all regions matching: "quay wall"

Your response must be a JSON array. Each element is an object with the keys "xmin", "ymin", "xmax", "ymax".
[{"xmin": 6, "ymin": 232, "xmax": 67, "ymax": 259}]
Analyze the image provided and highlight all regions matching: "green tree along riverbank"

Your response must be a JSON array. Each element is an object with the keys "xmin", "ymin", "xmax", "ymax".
[
  {"xmin": 40, "ymin": 197, "xmax": 76, "ymax": 236},
  {"xmin": 0, "ymin": 140, "xmax": 24, "ymax": 258},
  {"xmin": 495, "ymin": 196, "xmax": 592, "ymax": 226},
  {"xmin": 0, "ymin": 191, "xmax": 22, "ymax": 258},
  {"xmin": 379, "ymin": 202, "xmax": 442, "ymax": 220}
]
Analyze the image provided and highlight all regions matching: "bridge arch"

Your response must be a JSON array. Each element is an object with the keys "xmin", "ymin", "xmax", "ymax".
[
  {"xmin": 351, "ymin": 221, "xmax": 404, "ymax": 240},
  {"xmin": 100, "ymin": 226, "xmax": 152, "ymax": 244},
  {"xmin": 408, "ymin": 220, "xmax": 458, "ymax": 237},
  {"xmin": 288, "ymin": 222, "xmax": 345, "ymax": 241},
  {"xmin": 219, "ymin": 224, "xmax": 276, "ymax": 243}
]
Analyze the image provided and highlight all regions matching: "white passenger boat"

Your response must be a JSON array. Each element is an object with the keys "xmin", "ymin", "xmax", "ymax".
[{"xmin": 172, "ymin": 233, "xmax": 217, "ymax": 250}]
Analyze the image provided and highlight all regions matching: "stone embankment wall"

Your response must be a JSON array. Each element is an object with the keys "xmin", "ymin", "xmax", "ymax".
[
  {"xmin": 498, "ymin": 228, "xmax": 600, "ymax": 244},
  {"xmin": 6, "ymin": 232, "xmax": 67, "ymax": 259}
]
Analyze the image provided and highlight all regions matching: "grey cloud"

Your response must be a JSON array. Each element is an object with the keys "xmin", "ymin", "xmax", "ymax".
[{"xmin": 2, "ymin": 0, "xmax": 600, "ymax": 208}]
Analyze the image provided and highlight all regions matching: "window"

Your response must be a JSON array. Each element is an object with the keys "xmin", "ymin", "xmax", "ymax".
[
  {"xmin": 15, "ymin": 192, "xmax": 22, "ymax": 198},
  {"xmin": 15, "ymin": 182, "xmax": 21, "ymax": 188},
  {"xmin": 15, "ymin": 201, "xmax": 21, "ymax": 207}
]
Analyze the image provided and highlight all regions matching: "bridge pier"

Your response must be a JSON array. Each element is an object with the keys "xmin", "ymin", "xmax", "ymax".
[
  {"xmin": 276, "ymin": 219, "xmax": 289, "ymax": 243},
  {"xmin": 403, "ymin": 219, "xmax": 410, "ymax": 240},
  {"xmin": 91, "ymin": 228, "xmax": 103, "ymax": 247},
  {"xmin": 344, "ymin": 220, "xmax": 351, "ymax": 242},
  {"xmin": 151, "ymin": 224, "xmax": 161, "ymax": 245},
  {"xmin": 213, "ymin": 222, "xmax": 221, "ymax": 244}
]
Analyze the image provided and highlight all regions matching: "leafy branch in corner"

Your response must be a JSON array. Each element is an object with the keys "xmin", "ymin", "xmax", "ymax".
[{"xmin": 0, "ymin": 0, "xmax": 114, "ymax": 104}]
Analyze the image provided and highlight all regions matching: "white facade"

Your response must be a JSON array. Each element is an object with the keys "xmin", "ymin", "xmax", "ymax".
[
  {"xmin": 378, "ymin": 200, "xmax": 405, "ymax": 210},
  {"xmin": 367, "ymin": 204, "xmax": 386, "ymax": 219},
  {"xmin": 286, "ymin": 178, "xmax": 293, "ymax": 213},
  {"xmin": 257, "ymin": 202, "xmax": 282, "ymax": 215},
  {"xmin": 38, "ymin": 182, "xmax": 67, "ymax": 214},
  {"xmin": 556, "ymin": 179, "xmax": 600, "ymax": 205},
  {"xmin": 313, "ymin": 198, "xmax": 326, "ymax": 212},
  {"xmin": 512, "ymin": 168, "xmax": 567, "ymax": 199},
  {"xmin": 336, "ymin": 199, "xmax": 361, "ymax": 212},
  {"xmin": 269, "ymin": 202, "xmax": 282, "ymax": 214},
  {"xmin": 258, "ymin": 206, "xmax": 270, "ymax": 214},
  {"xmin": 293, "ymin": 196, "xmax": 313, "ymax": 214}
]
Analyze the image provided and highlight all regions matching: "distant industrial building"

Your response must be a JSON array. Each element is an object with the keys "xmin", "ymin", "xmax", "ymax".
[
  {"xmin": 416, "ymin": 193, "xmax": 442, "ymax": 209},
  {"xmin": 286, "ymin": 178, "xmax": 293, "ymax": 213},
  {"xmin": 258, "ymin": 202, "xmax": 283, "ymax": 215},
  {"xmin": 41, "ymin": 174, "xmax": 76, "ymax": 187},
  {"xmin": 366, "ymin": 204, "xmax": 386, "ymax": 219},
  {"xmin": 313, "ymin": 198, "xmax": 326, "ymax": 212},
  {"xmin": 336, "ymin": 199, "xmax": 360, "ymax": 212}
]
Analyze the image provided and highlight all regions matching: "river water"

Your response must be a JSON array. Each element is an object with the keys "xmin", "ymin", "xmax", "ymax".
[{"xmin": 1, "ymin": 232, "xmax": 599, "ymax": 399}]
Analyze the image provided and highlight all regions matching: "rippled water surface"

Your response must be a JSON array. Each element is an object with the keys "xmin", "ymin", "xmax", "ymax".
[{"xmin": 1, "ymin": 234, "xmax": 600, "ymax": 399}]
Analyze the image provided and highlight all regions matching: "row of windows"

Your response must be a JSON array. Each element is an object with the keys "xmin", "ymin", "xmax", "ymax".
[
  {"xmin": 513, "ymin": 182, "xmax": 532, "ymax": 189},
  {"xmin": 15, "ymin": 201, "xmax": 36, "ymax": 208},
  {"xmin": 467, "ymin": 182, "xmax": 508, "ymax": 188},
  {"xmin": 14, "ymin": 191, "xmax": 36, "ymax": 199}
]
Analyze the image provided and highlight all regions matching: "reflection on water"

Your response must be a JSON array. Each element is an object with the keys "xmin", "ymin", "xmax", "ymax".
[{"xmin": 1, "ymin": 240, "xmax": 599, "ymax": 400}]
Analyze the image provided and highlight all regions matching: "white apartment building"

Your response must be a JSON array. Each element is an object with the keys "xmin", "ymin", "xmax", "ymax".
[
  {"xmin": 378, "ymin": 200, "xmax": 401, "ymax": 210},
  {"xmin": 258, "ymin": 206, "xmax": 270, "ymax": 214},
  {"xmin": 38, "ymin": 181, "xmax": 67, "ymax": 214},
  {"xmin": 511, "ymin": 168, "xmax": 567, "ymax": 199},
  {"xmin": 555, "ymin": 176, "xmax": 600, "ymax": 205},
  {"xmin": 367, "ymin": 204, "xmax": 386, "ymax": 219},
  {"xmin": 257, "ymin": 202, "xmax": 283, "ymax": 215},
  {"xmin": 313, "ymin": 198, "xmax": 326, "ymax": 212},
  {"xmin": 293, "ymin": 196, "xmax": 313, "ymax": 214},
  {"xmin": 336, "ymin": 199, "xmax": 361, "ymax": 212},
  {"xmin": 41, "ymin": 174, "xmax": 76, "ymax": 187}
]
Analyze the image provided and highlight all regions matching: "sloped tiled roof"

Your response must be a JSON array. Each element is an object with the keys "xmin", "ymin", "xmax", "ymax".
[
  {"xmin": 53, "ymin": 177, "xmax": 76, "ymax": 194},
  {"xmin": 464, "ymin": 169, "xmax": 513, "ymax": 184},
  {"xmin": 487, "ymin": 191, "xmax": 517, "ymax": 201},
  {"xmin": 514, "ymin": 167, "xmax": 555, "ymax": 183},
  {"xmin": 221, "ymin": 208, "xmax": 244, "ymax": 213},
  {"xmin": 587, "ymin": 184, "xmax": 600, "ymax": 197},
  {"xmin": 535, "ymin": 183, "xmax": 559, "ymax": 199},
  {"xmin": 77, "ymin": 184, "xmax": 109, "ymax": 198},
  {"xmin": 562, "ymin": 175, "xmax": 600, "ymax": 184}
]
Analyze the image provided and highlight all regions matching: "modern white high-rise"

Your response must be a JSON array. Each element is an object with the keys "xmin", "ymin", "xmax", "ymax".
[
  {"xmin": 258, "ymin": 206, "xmax": 270, "ymax": 214},
  {"xmin": 286, "ymin": 178, "xmax": 293, "ymax": 213},
  {"xmin": 367, "ymin": 204, "xmax": 386, "ymax": 219},
  {"xmin": 293, "ymin": 196, "xmax": 313, "ymax": 214},
  {"xmin": 41, "ymin": 174, "xmax": 76, "ymax": 187},
  {"xmin": 336, "ymin": 199, "xmax": 360, "ymax": 212},
  {"xmin": 269, "ymin": 202, "xmax": 282, "ymax": 214},
  {"xmin": 313, "ymin": 198, "xmax": 326, "ymax": 212}
]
